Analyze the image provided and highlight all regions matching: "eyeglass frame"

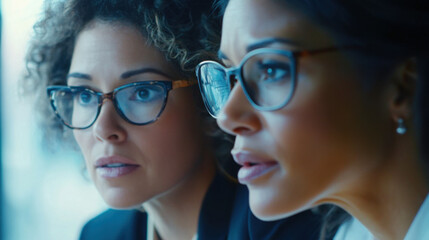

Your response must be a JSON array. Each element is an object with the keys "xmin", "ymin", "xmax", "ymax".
[
  {"xmin": 47, "ymin": 80, "xmax": 195, "ymax": 130},
  {"xmin": 196, "ymin": 46, "xmax": 356, "ymax": 118}
]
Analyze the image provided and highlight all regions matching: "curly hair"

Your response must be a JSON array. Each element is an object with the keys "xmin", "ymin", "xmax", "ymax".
[{"xmin": 22, "ymin": 0, "xmax": 225, "ymax": 150}]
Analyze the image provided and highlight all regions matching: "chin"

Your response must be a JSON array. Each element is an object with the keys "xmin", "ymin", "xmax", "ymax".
[
  {"xmin": 100, "ymin": 191, "xmax": 148, "ymax": 210},
  {"xmin": 108, "ymin": 202, "xmax": 142, "ymax": 210},
  {"xmin": 251, "ymin": 206, "xmax": 308, "ymax": 221},
  {"xmin": 103, "ymin": 197, "xmax": 141, "ymax": 210},
  {"xmin": 248, "ymin": 190, "xmax": 310, "ymax": 221},
  {"xmin": 249, "ymin": 203, "xmax": 299, "ymax": 221},
  {"xmin": 250, "ymin": 200, "xmax": 314, "ymax": 221}
]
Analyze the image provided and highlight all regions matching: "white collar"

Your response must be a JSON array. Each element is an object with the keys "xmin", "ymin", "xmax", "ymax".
[
  {"xmin": 404, "ymin": 193, "xmax": 429, "ymax": 240},
  {"xmin": 334, "ymin": 217, "xmax": 373, "ymax": 240},
  {"xmin": 147, "ymin": 215, "xmax": 157, "ymax": 240},
  {"xmin": 335, "ymin": 193, "xmax": 429, "ymax": 240}
]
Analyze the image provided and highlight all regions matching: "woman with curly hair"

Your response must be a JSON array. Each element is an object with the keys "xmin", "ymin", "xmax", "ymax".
[
  {"xmin": 197, "ymin": 0, "xmax": 429, "ymax": 239},
  {"xmin": 23, "ymin": 0, "xmax": 327, "ymax": 239}
]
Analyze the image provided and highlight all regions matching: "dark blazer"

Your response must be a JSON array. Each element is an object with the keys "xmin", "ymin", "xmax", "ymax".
[{"xmin": 80, "ymin": 172, "xmax": 325, "ymax": 240}]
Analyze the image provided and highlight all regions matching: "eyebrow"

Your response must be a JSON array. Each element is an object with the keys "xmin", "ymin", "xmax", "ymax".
[
  {"xmin": 217, "ymin": 38, "xmax": 299, "ymax": 61},
  {"xmin": 246, "ymin": 38, "xmax": 299, "ymax": 52},
  {"xmin": 121, "ymin": 67, "xmax": 172, "ymax": 79},
  {"xmin": 67, "ymin": 67, "xmax": 172, "ymax": 81},
  {"xmin": 67, "ymin": 72, "xmax": 92, "ymax": 80}
]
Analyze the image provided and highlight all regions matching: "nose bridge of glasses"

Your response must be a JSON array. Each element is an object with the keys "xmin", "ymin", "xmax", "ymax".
[
  {"xmin": 95, "ymin": 91, "xmax": 123, "ymax": 125},
  {"xmin": 97, "ymin": 91, "xmax": 117, "ymax": 114},
  {"xmin": 100, "ymin": 91, "xmax": 115, "ymax": 104},
  {"xmin": 226, "ymin": 67, "xmax": 241, "ymax": 85}
]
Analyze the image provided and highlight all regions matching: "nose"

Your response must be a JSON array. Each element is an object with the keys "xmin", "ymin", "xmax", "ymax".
[
  {"xmin": 92, "ymin": 100, "xmax": 127, "ymax": 143},
  {"xmin": 216, "ymin": 83, "xmax": 261, "ymax": 136}
]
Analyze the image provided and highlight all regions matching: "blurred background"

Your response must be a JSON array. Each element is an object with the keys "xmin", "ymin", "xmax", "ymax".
[{"xmin": 1, "ymin": 0, "xmax": 108, "ymax": 239}]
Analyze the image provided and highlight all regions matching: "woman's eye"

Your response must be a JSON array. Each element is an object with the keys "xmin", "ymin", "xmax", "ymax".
[
  {"xmin": 257, "ymin": 61, "xmax": 291, "ymax": 82},
  {"xmin": 130, "ymin": 86, "xmax": 162, "ymax": 102},
  {"xmin": 75, "ymin": 90, "xmax": 96, "ymax": 106},
  {"xmin": 79, "ymin": 92, "xmax": 92, "ymax": 103},
  {"xmin": 137, "ymin": 89, "xmax": 150, "ymax": 100}
]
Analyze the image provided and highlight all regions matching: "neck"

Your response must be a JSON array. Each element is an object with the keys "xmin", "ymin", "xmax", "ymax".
[
  {"xmin": 143, "ymin": 153, "xmax": 216, "ymax": 240},
  {"xmin": 331, "ymin": 134, "xmax": 429, "ymax": 240}
]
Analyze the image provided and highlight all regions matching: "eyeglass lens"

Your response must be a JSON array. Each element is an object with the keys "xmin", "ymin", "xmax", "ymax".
[
  {"xmin": 242, "ymin": 52, "xmax": 293, "ymax": 107},
  {"xmin": 198, "ymin": 62, "xmax": 231, "ymax": 116},
  {"xmin": 115, "ymin": 84, "xmax": 165, "ymax": 124},
  {"xmin": 50, "ymin": 83, "xmax": 167, "ymax": 129},
  {"xmin": 198, "ymin": 51, "xmax": 295, "ymax": 117}
]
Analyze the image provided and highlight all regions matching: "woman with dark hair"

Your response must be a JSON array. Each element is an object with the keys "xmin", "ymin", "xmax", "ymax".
[
  {"xmin": 197, "ymin": 0, "xmax": 429, "ymax": 239},
  {"xmin": 23, "ymin": 0, "xmax": 327, "ymax": 239}
]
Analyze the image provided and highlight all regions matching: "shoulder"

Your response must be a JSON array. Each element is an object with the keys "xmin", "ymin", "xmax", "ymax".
[{"xmin": 79, "ymin": 209, "xmax": 148, "ymax": 240}]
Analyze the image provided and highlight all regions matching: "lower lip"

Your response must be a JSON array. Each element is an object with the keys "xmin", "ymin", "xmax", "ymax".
[
  {"xmin": 237, "ymin": 162, "xmax": 278, "ymax": 184},
  {"xmin": 96, "ymin": 165, "xmax": 140, "ymax": 178}
]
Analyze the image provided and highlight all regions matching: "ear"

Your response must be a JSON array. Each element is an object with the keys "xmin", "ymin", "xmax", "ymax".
[{"xmin": 389, "ymin": 58, "xmax": 417, "ymax": 123}]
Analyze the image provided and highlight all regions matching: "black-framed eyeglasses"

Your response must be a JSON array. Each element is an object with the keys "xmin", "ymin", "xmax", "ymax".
[
  {"xmin": 47, "ymin": 80, "xmax": 195, "ymax": 129},
  {"xmin": 196, "ymin": 46, "xmax": 352, "ymax": 117}
]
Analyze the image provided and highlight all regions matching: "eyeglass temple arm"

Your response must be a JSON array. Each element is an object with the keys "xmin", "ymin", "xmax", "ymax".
[{"xmin": 172, "ymin": 80, "xmax": 196, "ymax": 89}]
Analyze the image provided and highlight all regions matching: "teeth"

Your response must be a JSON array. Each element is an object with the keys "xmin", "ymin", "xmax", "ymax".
[{"xmin": 104, "ymin": 163, "xmax": 125, "ymax": 168}]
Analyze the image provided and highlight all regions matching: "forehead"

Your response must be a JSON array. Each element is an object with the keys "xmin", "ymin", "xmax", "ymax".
[
  {"xmin": 220, "ymin": 0, "xmax": 334, "ymax": 61},
  {"xmin": 69, "ymin": 21, "xmax": 179, "ymax": 86},
  {"xmin": 72, "ymin": 21, "xmax": 160, "ymax": 67}
]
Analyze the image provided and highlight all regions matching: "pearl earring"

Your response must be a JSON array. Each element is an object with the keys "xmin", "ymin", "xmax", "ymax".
[{"xmin": 396, "ymin": 118, "xmax": 407, "ymax": 135}]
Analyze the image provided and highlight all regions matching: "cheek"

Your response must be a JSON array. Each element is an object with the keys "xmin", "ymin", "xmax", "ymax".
[
  {"xmin": 132, "ymin": 93, "xmax": 205, "ymax": 183},
  {"xmin": 272, "ymin": 63, "xmax": 373, "ymax": 165},
  {"xmin": 136, "ymin": 120, "xmax": 202, "ymax": 169},
  {"xmin": 265, "ymin": 111, "xmax": 344, "ymax": 196},
  {"xmin": 266, "ymin": 109, "xmax": 351, "ymax": 193},
  {"xmin": 268, "ymin": 81, "xmax": 358, "ymax": 168},
  {"xmin": 253, "ymin": 75, "xmax": 372, "ymax": 212}
]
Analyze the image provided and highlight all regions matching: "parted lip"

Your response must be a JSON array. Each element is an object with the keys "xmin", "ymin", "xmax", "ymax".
[
  {"xmin": 231, "ymin": 150, "xmax": 277, "ymax": 166},
  {"xmin": 95, "ymin": 155, "xmax": 140, "ymax": 168}
]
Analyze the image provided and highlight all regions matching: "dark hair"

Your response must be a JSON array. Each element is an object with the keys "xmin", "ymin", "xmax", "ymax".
[
  {"xmin": 23, "ymin": 0, "xmax": 224, "ymax": 149},
  {"xmin": 216, "ymin": 0, "xmax": 429, "ymax": 237}
]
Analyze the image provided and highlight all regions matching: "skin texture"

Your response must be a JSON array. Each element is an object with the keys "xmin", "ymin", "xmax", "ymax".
[
  {"xmin": 70, "ymin": 21, "xmax": 215, "ymax": 240},
  {"xmin": 217, "ymin": 0, "xmax": 428, "ymax": 239}
]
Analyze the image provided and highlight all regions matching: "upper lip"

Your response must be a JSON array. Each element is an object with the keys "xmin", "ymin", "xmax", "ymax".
[
  {"xmin": 95, "ymin": 155, "xmax": 140, "ymax": 168},
  {"xmin": 231, "ymin": 150, "xmax": 277, "ymax": 166}
]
